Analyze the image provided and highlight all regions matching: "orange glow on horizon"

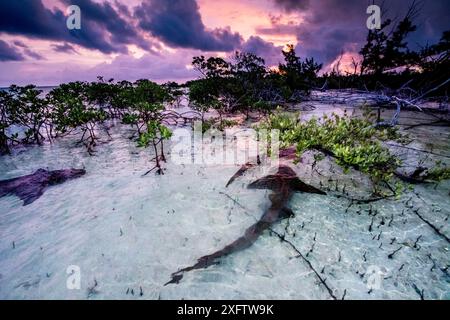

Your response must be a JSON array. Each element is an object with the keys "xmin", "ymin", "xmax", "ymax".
[{"xmin": 326, "ymin": 51, "xmax": 362, "ymax": 75}]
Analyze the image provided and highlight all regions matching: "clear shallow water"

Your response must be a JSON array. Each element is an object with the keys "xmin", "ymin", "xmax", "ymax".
[{"xmin": 0, "ymin": 105, "xmax": 449, "ymax": 300}]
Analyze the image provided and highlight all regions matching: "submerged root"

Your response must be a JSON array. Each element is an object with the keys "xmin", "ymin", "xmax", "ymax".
[{"xmin": 142, "ymin": 165, "xmax": 164, "ymax": 176}]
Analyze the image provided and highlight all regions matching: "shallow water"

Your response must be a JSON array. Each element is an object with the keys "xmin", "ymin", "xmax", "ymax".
[{"xmin": 0, "ymin": 102, "xmax": 449, "ymax": 300}]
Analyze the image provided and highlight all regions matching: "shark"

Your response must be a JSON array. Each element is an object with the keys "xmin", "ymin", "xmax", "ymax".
[
  {"xmin": 0, "ymin": 168, "xmax": 86, "ymax": 206},
  {"xmin": 165, "ymin": 165, "xmax": 325, "ymax": 285}
]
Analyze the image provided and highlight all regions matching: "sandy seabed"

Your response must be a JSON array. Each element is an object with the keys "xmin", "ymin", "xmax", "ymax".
[{"xmin": 0, "ymin": 100, "xmax": 449, "ymax": 300}]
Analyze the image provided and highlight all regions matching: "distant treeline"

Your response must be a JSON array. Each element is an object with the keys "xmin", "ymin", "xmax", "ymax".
[{"xmin": 0, "ymin": 44, "xmax": 323, "ymax": 158}]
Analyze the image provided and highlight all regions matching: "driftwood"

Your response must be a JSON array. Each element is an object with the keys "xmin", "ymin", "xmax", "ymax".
[
  {"xmin": 371, "ymin": 78, "xmax": 449, "ymax": 127},
  {"xmin": 0, "ymin": 168, "xmax": 86, "ymax": 205},
  {"xmin": 306, "ymin": 78, "xmax": 449, "ymax": 128}
]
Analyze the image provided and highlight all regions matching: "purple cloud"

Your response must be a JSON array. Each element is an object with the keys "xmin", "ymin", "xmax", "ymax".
[
  {"xmin": 51, "ymin": 43, "xmax": 79, "ymax": 54},
  {"xmin": 134, "ymin": 0, "xmax": 243, "ymax": 51},
  {"xmin": 270, "ymin": 0, "xmax": 450, "ymax": 65},
  {"xmin": 240, "ymin": 36, "xmax": 283, "ymax": 66},
  {"xmin": 0, "ymin": 40, "xmax": 24, "ymax": 61},
  {"xmin": 0, "ymin": 0, "xmax": 149, "ymax": 54}
]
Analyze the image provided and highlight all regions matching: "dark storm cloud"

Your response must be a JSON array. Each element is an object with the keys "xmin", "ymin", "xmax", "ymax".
[
  {"xmin": 0, "ymin": 0, "xmax": 149, "ymax": 54},
  {"xmin": 10, "ymin": 40, "xmax": 44, "ymax": 60},
  {"xmin": 113, "ymin": 0, "xmax": 132, "ymax": 18},
  {"xmin": 270, "ymin": 0, "xmax": 450, "ymax": 65},
  {"xmin": 63, "ymin": 0, "xmax": 152, "ymax": 51},
  {"xmin": 0, "ymin": 40, "xmax": 24, "ymax": 61},
  {"xmin": 240, "ymin": 36, "xmax": 283, "ymax": 66},
  {"xmin": 13, "ymin": 40, "xmax": 28, "ymax": 48},
  {"xmin": 1, "ymin": 0, "xmax": 244, "ymax": 55},
  {"xmin": 0, "ymin": 1, "xmax": 62, "ymax": 38},
  {"xmin": 134, "ymin": 0, "xmax": 243, "ymax": 51}
]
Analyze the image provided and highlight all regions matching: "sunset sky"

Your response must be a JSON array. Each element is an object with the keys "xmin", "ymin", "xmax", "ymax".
[{"xmin": 0, "ymin": 0, "xmax": 449, "ymax": 86}]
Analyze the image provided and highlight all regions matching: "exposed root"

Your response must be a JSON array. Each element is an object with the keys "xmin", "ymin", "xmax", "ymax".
[
  {"xmin": 269, "ymin": 228, "xmax": 338, "ymax": 300},
  {"xmin": 412, "ymin": 208, "xmax": 450, "ymax": 244}
]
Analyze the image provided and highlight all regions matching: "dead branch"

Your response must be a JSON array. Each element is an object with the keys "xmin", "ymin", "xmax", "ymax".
[
  {"xmin": 270, "ymin": 228, "xmax": 337, "ymax": 300},
  {"xmin": 412, "ymin": 78, "xmax": 450, "ymax": 103},
  {"xmin": 412, "ymin": 208, "xmax": 450, "ymax": 244}
]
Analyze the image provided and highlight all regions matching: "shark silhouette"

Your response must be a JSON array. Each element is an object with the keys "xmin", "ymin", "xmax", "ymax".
[
  {"xmin": 165, "ymin": 165, "xmax": 325, "ymax": 285},
  {"xmin": 0, "ymin": 168, "xmax": 86, "ymax": 206}
]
